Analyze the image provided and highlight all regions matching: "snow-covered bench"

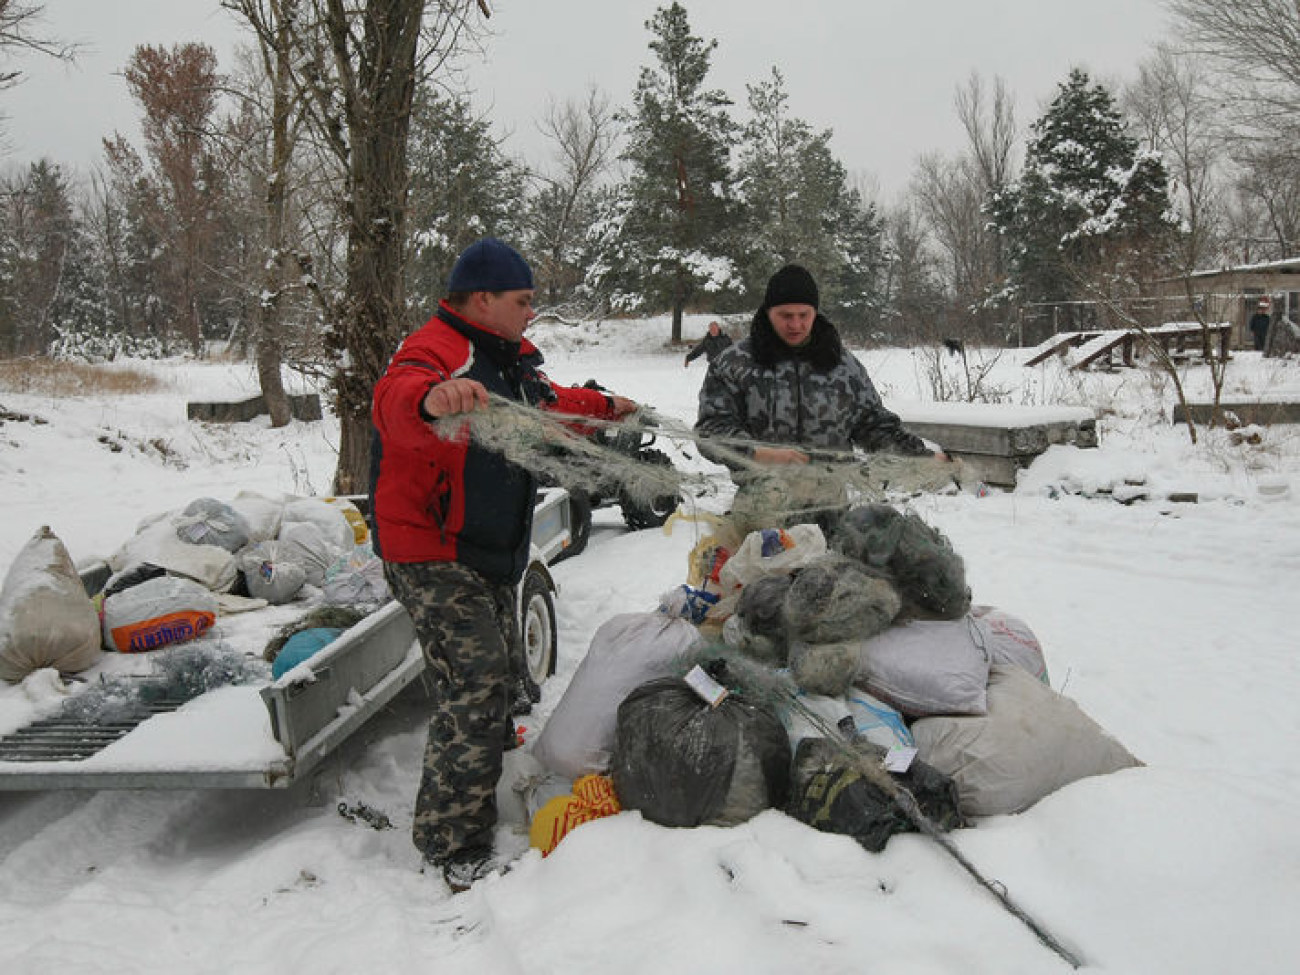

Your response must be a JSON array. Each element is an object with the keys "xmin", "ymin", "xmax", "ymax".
[{"xmin": 896, "ymin": 402, "xmax": 1097, "ymax": 489}]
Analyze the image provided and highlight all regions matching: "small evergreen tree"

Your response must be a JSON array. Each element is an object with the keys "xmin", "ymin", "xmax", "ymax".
[
  {"xmin": 590, "ymin": 2, "xmax": 739, "ymax": 341},
  {"xmin": 990, "ymin": 68, "xmax": 1179, "ymax": 335},
  {"xmin": 0, "ymin": 160, "xmax": 76, "ymax": 355},
  {"xmin": 735, "ymin": 67, "xmax": 886, "ymax": 329},
  {"xmin": 404, "ymin": 85, "xmax": 527, "ymax": 313}
]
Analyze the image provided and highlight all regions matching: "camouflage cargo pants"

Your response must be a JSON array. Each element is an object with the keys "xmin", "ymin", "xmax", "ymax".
[{"xmin": 383, "ymin": 560, "xmax": 518, "ymax": 864}]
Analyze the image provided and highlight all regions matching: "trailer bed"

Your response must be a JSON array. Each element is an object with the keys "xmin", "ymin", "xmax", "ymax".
[{"xmin": 0, "ymin": 488, "xmax": 573, "ymax": 790}]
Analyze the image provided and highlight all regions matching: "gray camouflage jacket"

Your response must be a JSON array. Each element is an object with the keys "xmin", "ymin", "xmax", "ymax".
[{"xmin": 695, "ymin": 310, "xmax": 930, "ymax": 468}]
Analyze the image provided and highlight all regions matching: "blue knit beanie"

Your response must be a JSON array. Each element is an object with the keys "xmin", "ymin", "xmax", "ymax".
[{"xmin": 447, "ymin": 237, "xmax": 535, "ymax": 292}]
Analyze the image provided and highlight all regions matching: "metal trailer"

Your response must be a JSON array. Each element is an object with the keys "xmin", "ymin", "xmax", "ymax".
[{"xmin": 0, "ymin": 488, "xmax": 576, "ymax": 791}]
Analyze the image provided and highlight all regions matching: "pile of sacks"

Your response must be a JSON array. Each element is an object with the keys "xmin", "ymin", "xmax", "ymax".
[
  {"xmin": 0, "ymin": 492, "xmax": 389, "ymax": 685},
  {"xmin": 515, "ymin": 503, "xmax": 1140, "ymax": 856}
]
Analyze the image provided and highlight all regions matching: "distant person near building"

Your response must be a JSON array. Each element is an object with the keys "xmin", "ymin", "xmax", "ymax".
[
  {"xmin": 684, "ymin": 321, "xmax": 733, "ymax": 367},
  {"xmin": 1249, "ymin": 301, "xmax": 1272, "ymax": 352}
]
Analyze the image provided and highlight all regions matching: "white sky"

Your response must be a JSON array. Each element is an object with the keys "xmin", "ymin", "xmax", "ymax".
[{"xmin": 1, "ymin": 0, "xmax": 1173, "ymax": 200}]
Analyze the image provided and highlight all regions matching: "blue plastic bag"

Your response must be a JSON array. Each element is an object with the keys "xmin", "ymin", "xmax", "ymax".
[{"xmin": 272, "ymin": 627, "xmax": 344, "ymax": 679}]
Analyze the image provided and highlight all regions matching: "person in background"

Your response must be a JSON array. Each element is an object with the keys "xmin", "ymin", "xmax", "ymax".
[
  {"xmin": 1250, "ymin": 300, "xmax": 1272, "ymax": 352},
  {"xmin": 695, "ymin": 264, "xmax": 946, "ymax": 520},
  {"xmin": 684, "ymin": 320, "xmax": 733, "ymax": 367},
  {"xmin": 371, "ymin": 238, "xmax": 635, "ymax": 892}
]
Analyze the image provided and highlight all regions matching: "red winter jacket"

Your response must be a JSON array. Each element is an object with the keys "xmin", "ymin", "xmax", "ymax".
[{"xmin": 371, "ymin": 301, "xmax": 614, "ymax": 583}]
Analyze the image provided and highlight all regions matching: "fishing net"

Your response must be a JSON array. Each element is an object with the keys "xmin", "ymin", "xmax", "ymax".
[
  {"xmin": 731, "ymin": 573, "xmax": 794, "ymax": 666},
  {"xmin": 782, "ymin": 554, "xmax": 902, "ymax": 645},
  {"xmin": 438, "ymin": 397, "xmax": 962, "ymax": 528},
  {"xmin": 831, "ymin": 504, "xmax": 971, "ymax": 619},
  {"xmin": 62, "ymin": 640, "xmax": 267, "ymax": 725}
]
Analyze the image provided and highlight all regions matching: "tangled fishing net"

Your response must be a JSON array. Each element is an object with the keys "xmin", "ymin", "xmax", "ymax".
[
  {"xmin": 437, "ymin": 396, "xmax": 963, "ymax": 528},
  {"xmin": 830, "ymin": 504, "xmax": 971, "ymax": 619},
  {"xmin": 62, "ymin": 640, "xmax": 267, "ymax": 725}
]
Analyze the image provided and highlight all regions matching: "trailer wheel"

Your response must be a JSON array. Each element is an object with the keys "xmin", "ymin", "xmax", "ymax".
[{"xmin": 519, "ymin": 566, "xmax": 557, "ymax": 684}]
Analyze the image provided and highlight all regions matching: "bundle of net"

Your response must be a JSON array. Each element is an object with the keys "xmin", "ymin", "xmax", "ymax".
[
  {"xmin": 711, "ymin": 439, "xmax": 963, "ymax": 535},
  {"xmin": 724, "ymin": 503, "xmax": 970, "ymax": 698},
  {"xmin": 829, "ymin": 503, "xmax": 971, "ymax": 620},
  {"xmin": 62, "ymin": 641, "xmax": 266, "ymax": 724},
  {"xmin": 436, "ymin": 398, "xmax": 691, "ymax": 511}
]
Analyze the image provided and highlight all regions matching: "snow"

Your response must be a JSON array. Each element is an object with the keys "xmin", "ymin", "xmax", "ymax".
[{"xmin": 2, "ymin": 318, "xmax": 1300, "ymax": 974}]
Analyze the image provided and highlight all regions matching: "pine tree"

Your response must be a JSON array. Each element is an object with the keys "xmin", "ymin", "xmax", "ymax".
[
  {"xmin": 0, "ymin": 160, "xmax": 76, "ymax": 355},
  {"xmin": 592, "ymin": 2, "xmax": 739, "ymax": 341},
  {"xmin": 404, "ymin": 85, "xmax": 527, "ymax": 312},
  {"xmin": 990, "ymin": 68, "xmax": 1178, "ymax": 327},
  {"xmin": 736, "ymin": 67, "xmax": 885, "ymax": 330}
]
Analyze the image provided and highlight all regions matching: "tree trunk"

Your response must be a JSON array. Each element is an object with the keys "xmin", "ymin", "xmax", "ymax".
[
  {"xmin": 328, "ymin": 0, "xmax": 423, "ymax": 494},
  {"xmin": 670, "ymin": 266, "xmax": 685, "ymax": 344},
  {"xmin": 256, "ymin": 3, "xmax": 297, "ymax": 430}
]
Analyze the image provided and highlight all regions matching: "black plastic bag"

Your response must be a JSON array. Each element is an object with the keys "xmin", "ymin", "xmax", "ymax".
[
  {"xmin": 787, "ymin": 735, "xmax": 964, "ymax": 853},
  {"xmin": 611, "ymin": 675, "xmax": 791, "ymax": 828}
]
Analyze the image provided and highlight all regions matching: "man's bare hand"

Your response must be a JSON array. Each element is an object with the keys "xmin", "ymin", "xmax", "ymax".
[
  {"xmin": 609, "ymin": 395, "xmax": 638, "ymax": 418},
  {"xmin": 753, "ymin": 446, "xmax": 809, "ymax": 465},
  {"xmin": 423, "ymin": 378, "xmax": 489, "ymax": 418}
]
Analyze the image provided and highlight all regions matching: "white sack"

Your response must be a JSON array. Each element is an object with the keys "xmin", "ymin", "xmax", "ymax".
[
  {"xmin": 236, "ymin": 540, "xmax": 307, "ymax": 604},
  {"xmin": 853, "ymin": 616, "xmax": 992, "ymax": 717},
  {"xmin": 101, "ymin": 575, "xmax": 219, "ymax": 653},
  {"xmin": 109, "ymin": 515, "xmax": 237, "ymax": 593},
  {"xmin": 226, "ymin": 491, "xmax": 287, "ymax": 543},
  {"xmin": 281, "ymin": 498, "xmax": 355, "ymax": 555},
  {"xmin": 911, "ymin": 664, "xmax": 1142, "ymax": 817},
  {"xmin": 970, "ymin": 605, "xmax": 1049, "ymax": 683},
  {"xmin": 0, "ymin": 526, "xmax": 102, "ymax": 683},
  {"xmin": 532, "ymin": 612, "xmax": 701, "ymax": 779},
  {"xmin": 276, "ymin": 521, "xmax": 346, "ymax": 587}
]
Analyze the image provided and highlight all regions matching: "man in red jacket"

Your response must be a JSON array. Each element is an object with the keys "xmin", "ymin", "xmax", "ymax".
[{"xmin": 371, "ymin": 238, "xmax": 635, "ymax": 891}]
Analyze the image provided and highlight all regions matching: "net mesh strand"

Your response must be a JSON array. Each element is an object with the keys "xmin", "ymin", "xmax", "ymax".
[{"xmin": 436, "ymin": 396, "xmax": 962, "ymax": 527}]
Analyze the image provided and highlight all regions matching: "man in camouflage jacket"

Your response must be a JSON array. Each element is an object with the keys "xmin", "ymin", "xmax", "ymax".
[{"xmin": 696, "ymin": 264, "xmax": 939, "ymax": 468}]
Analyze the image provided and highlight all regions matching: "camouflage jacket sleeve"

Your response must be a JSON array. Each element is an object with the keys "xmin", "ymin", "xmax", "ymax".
[
  {"xmin": 845, "ymin": 358, "xmax": 931, "ymax": 456},
  {"xmin": 694, "ymin": 346, "xmax": 756, "ymax": 470}
]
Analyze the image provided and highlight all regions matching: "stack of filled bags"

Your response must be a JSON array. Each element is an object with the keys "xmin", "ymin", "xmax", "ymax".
[
  {"xmin": 0, "ymin": 493, "xmax": 388, "ymax": 687},
  {"xmin": 521, "ymin": 502, "xmax": 1140, "ymax": 857}
]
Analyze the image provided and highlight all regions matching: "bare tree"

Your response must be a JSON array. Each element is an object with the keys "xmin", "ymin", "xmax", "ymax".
[
  {"xmin": 1165, "ymin": 2, "xmax": 1300, "ymax": 261},
  {"xmin": 910, "ymin": 73, "xmax": 1017, "ymax": 344},
  {"xmin": 1167, "ymin": 0, "xmax": 1300, "ymax": 128},
  {"xmin": 879, "ymin": 201, "xmax": 945, "ymax": 344},
  {"xmin": 955, "ymin": 72, "xmax": 1018, "ymax": 200},
  {"xmin": 226, "ymin": 0, "xmax": 488, "ymax": 493},
  {"xmin": 1124, "ymin": 44, "xmax": 1227, "ymax": 271},
  {"xmin": 221, "ymin": 0, "xmax": 315, "ymax": 426},
  {"xmin": 528, "ymin": 86, "xmax": 619, "ymax": 311},
  {"xmin": 0, "ymin": 0, "xmax": 77, "ymax": 89}
]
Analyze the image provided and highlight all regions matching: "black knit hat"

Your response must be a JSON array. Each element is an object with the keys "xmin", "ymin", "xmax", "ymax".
[
  {"xmin": 763, "ymin": 264, "xmax": 819, "ymax": 310},
  {"xmin": 447, "ymin": 237, "xmax": 535, "ymax": 292}
]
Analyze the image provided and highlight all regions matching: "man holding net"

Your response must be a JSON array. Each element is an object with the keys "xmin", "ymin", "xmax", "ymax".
[
  {"xmin": 371, "ymin": 238, "xmax": 635, "ymax": 891},
  {"xmin": 695, "ymin": 264, "xmax": 947, "ymax": 528}
]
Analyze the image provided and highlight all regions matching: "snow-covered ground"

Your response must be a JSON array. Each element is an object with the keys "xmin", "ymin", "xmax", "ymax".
[{"xmin": 1, "ymin": 316, "xmax": 1298, "ymax": 974}]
